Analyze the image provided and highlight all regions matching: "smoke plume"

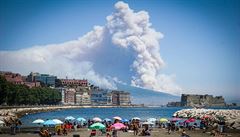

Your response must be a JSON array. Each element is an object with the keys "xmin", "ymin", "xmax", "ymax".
[
  {"xmin": 107, "ymin": 1, "xmax": 181, "ymax": 94},
  {"xmin": 0, "ymin": 1, "xmax": 181, "ymax": 95}
]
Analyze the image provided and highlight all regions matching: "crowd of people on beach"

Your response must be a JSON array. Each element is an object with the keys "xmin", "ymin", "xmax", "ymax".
[
  {"xmin": 0, "ymin": 114, "xmax": 231, "ymax": 137},
  {"xmin": 35, "ymin": 115, "xmax": 229, "ymax": 137}
]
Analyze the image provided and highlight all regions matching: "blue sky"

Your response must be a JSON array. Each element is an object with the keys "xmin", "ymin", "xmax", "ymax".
[{"xmin": 0, "ymin": 0, "xmax": 239, "ymax": 101}]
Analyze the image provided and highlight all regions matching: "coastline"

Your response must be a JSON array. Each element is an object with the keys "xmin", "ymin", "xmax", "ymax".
[{"xmin": 0, "ymin": 104, "xmax": 144, "ymax": 121}]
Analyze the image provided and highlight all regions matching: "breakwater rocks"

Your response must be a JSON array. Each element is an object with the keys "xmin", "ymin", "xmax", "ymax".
[{"xmin": 173, "ymin": 109, "xmax": 240, "ymax": 130}]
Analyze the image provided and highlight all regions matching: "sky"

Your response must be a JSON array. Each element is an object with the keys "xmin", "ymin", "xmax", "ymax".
[{"xmin": 0, "ymin": 0, "xmax": 239, "ymax": 101}]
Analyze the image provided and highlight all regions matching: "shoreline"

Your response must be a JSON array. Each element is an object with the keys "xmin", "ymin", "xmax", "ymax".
[{"xmin": 0, "ymin": 105, "xmax": 144, "ymax": 121}]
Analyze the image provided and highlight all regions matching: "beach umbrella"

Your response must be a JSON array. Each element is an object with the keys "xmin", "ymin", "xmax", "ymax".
[
  {"xmin": 93, "ymin": 117, "xmax": 102, "ymax": 122},
  {"xmin": 111, "ymin": 123, "xmax": 126, "ymax": 130},
  {"xmin": 184, "ymin": 120, "xmax": 191, "ymax": 123},
  {"xmin": 142, "ymin": 121, "xmax": 154, "ymax": 125},
  {"xmin": 113, "ymin": 116, "xmax": 122, "ymax": 120},
  {"xmin": 43, "ymin": 120, "xmax": 57, "ymax": 126},
  {"xmin": 52, "ymin": 119, "xmax": 63, "ymax": 124},
  {"xmin": 122, "ymin": 119, "xmax": 129, "ymax": 123},
  {"xmin": 147, "ymin": 118, "xmax": 157, "ymax": 122},
  {"xmin": 104, "ymin": 118, "xmax": 112, "ymax": 122},
  {"xmin": 170, "ymin": 117, "xmax": 182, "ymax": 122},
  {"xmin": 65, "ymin": 116, "xmax": 75, "ymax": 121},
  {"xmin": 32, "ymin": 119, "xmax": 44, "ymax": 124},
  {"xmin": 89, "ymin": 122, "xmax": 106, "ymax": 130},
  {"xmin": 77, "ymin": 117, "xmax": 86, "ymax": 122},
  {"xmin": 132, "ymin": 117, "xmax": 141, "ymax": 120},
  {"xmin": 160, "ymin": 118, "xmax": 168, "ymax": 122}
]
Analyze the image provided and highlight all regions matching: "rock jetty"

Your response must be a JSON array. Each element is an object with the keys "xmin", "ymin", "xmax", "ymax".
[{"xmin": 173, "ymin": 108, "xmax": 240, "ymax": 130}]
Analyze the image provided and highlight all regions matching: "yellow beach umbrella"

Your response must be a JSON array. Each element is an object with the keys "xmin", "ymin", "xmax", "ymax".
[{"xmin": 159, "ymin": 118, "xmax": 168, "ymax": 122}]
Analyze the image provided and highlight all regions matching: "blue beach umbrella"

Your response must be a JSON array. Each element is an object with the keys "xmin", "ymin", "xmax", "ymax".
[
  {"xmin": 77, "ymin": 117, "xmax": 86, "ymax": 122},
  {"xmin": 77, "ymin": 117, "xmax": 86, "ymax": 125},
  {"xmin": 122, "ymin": 119, "xmax": 129, "ymax": 123},
  {"xmin": 43, "ymin": 120, "xmax": 57, "ymax": 126},
  {"xmin": 104, "ymin": 118, "xmax": 112, "ymax": 122}
]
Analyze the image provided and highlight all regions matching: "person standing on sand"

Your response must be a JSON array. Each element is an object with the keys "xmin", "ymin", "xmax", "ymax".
[
  {"xmin": 112, "ymin": 128, "xmax": 117, "ymax": 137},
  {"xmin": 133, "ymin": 122, "xmax": 139, "ymax": 135}
]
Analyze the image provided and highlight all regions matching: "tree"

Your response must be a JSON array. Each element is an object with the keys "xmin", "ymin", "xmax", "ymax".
[{"xmin": 0, "ymin": 76, "xmax": 61, "ymax": 105}]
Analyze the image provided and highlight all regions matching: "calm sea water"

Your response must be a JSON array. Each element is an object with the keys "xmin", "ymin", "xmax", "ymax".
[{"xmin": 20, "ymin": 107, "xmax": 240, "ymax": 127}]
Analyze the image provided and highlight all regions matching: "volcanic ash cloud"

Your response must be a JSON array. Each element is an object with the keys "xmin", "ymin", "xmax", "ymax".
[
  {"xmin": 0, "ymin": 1, "xmax": 181, "ymax": 95},
  {"xmin": 107, "ymin": 1, "xmax": 181, "ymax": 94}
]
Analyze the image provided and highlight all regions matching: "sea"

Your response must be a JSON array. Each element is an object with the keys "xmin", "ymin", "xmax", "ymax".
[{"xmin": 20, "ymin": 106, "xmax": 240, "ymax": 127}]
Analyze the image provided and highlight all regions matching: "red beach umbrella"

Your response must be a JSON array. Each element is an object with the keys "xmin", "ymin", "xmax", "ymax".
[{"xmin": 171, "ymin": 117, "xmax": 182, "ymax": 122}]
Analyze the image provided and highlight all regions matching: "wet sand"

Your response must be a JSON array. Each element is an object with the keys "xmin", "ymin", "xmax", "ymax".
[{"xmin": 0, "ymin": 128, "xmax": 239, "ymax": 137}]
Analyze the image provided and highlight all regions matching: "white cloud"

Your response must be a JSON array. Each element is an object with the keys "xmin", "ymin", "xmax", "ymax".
[
  {"xmin": 0, "ymin": 26, "xmax": 117, "ymax": 89},
  {"xmin": 0, "ymin": 1, "xmax": 181, "ymax": 95}
]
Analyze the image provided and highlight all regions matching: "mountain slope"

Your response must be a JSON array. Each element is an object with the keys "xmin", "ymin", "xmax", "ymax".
[{"xmin": 117, "ymin": 84, "xmax": 180, "ymax": 105}]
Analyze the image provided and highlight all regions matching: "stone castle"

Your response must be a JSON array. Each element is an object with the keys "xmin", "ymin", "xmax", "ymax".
[{"xmin": 181, "ymin": 94, "xmax": 226, "ymax": 107}]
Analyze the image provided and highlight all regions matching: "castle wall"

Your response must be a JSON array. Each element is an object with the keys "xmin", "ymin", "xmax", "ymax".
[{"xmin": 181, "ymin": 94, "xmax": 226, "ymax": 107}]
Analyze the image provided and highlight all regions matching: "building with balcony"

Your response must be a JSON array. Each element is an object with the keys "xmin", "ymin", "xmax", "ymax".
[
  {"xmin": 64, "ymin": 88, "xmax": 76, "ymax": 105},
  {"xmin": 75, "ymin": 86, "xmax": 91, "ymax": 105},
  {"xmin": 111, "ymin": 90, "xmax": 131, "ymax": 106},
  {"xmin": 91, "ymin": 88, "xmax": 112, "ymax": 105}
]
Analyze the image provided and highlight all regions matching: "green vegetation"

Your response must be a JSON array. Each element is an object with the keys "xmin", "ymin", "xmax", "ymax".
[{"xmin": 0, "ymin": 76, "xmax": 61, "ymax": 105}]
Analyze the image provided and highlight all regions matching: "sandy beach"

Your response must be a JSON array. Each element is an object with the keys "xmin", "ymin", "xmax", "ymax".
[{"xmin": 0, "ymin": 128, "xmax": 240, "ymax": 137}]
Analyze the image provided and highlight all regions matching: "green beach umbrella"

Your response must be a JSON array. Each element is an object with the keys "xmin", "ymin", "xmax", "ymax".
[
  {"xmin": 160, "ymin": 118, "xmax": 168, "ymax": 122},
  {"xmin": 89, "ymin": 122, "xmax": 106, "ymax": 130}
]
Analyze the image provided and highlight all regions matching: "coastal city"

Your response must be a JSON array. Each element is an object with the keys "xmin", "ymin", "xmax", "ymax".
[{"xmin": 0, "ymin": 71, "xmax": 131, "ymax": 106}]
